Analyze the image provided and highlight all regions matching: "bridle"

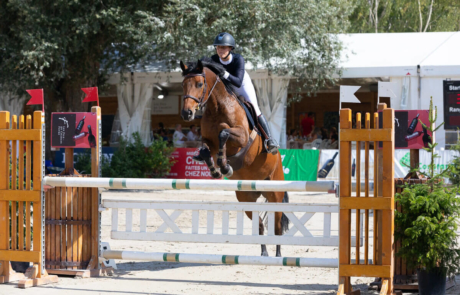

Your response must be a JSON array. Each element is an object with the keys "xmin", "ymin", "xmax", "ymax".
[{"xmin": 182, "ymin": 71, "xmax": 220, "ymax": 110}]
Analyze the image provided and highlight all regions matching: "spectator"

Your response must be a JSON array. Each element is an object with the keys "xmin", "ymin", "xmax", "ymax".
[
  {"xmin": 309, "ymin": 127, "xmax": 322, "ymax": 149},
  {"xmin": 329, "ymin": 134, "xmax": 338, "ymax": 149},
  {"xmin": 288, "ymin": 129, "xmax": 298, "ymax": 141},
  {"xmin": 321, "ymin": 128, "xmax": 328, "ymax": 141},
  {"xmin": 187, "ymin": 125, "xmax": 198, "ymax": 141},
  {"xmin": 173, "ymin": 124, "xmax": 187, "ymax": 147},
  {"xmin": 329, "ymin": 127, "xmax": 338, "ymax": 139},
  {"xmin": 159, "ymin": 129, "xmax": 169, "ymax": 141},
  {"xmin": 301, "ymin": 112, "xmax": 315, "ymax": 137}
]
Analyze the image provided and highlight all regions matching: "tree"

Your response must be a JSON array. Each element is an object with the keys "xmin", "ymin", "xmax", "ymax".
[
  {"xmin": 0, "ymin": 0, "xmax": 165, "ymax": 156},
  {"xmin": 153, "ymin": 0, "xmax": 352, "ymax": 101},
  {"xmin": 349, "ymin": 0, "xmax": 460, "ymax": 33},
  {"xmin": 0, "ymin": 0, "xmax": 351, "ymax": 155}
]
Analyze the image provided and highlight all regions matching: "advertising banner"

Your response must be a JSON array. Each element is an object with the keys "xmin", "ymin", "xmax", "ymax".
[
  {"xmin": 379, "ymin": 110, "xmax": 432, "ymax": 149},
  {"xmin": 280, "ymin": 149, "xmax": 319, "ymax": 181},
  {"xmin": 51, "ymin": 112, "xmax": 98, "ymax": 148},
  {"xmin": 166, "ymin": 148, "xmax": 213, "ymax": 179},
  {"xmin": 443, "ymin": 80, "xmax": 460, "ymax": 130}
]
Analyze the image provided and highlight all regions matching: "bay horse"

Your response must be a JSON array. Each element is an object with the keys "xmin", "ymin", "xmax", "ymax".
[{"xmin": 180, "ymin": 59, "xmax": 289, "ymax": 257}]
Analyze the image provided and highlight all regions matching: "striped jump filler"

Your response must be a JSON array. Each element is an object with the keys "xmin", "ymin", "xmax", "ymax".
[
  {"xmin": 237, "ymin": 181, "xmax": 257, "ymax": 191},
  {"xmin": 172, "ymin": 179, "xmax": 191, "ymax": 189},
  {"xmin": 109, "ymin": 178, "xmax": 127, "ymax": 189}
]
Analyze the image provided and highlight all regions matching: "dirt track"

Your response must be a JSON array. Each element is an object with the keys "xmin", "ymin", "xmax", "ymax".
[{"xmin": 2, "ymin": 189, "xmax": 459, "ymax": 295}]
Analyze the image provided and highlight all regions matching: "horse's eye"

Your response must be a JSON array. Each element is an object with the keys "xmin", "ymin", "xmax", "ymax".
[{"xmin": 197, "ymin": 83, "xmax": 203, "ymax": 88}]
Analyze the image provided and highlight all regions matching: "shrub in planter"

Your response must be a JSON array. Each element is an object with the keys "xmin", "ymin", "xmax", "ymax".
[
  {"xmin": 75, "ymin": 132, "xmax": 175, "ymax": 178},
  {"xmin": 395, "ymin": 98, "xmax": 460, "ymax": 295}
]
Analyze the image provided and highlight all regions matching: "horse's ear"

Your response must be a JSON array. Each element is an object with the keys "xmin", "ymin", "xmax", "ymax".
[
  {"xmin": 197, "ymin": 60, "xmax": 204, "ymax": 72},
  {"xmin": 180, "ymin": 61, "xmax": 188, "ymax": 72}
]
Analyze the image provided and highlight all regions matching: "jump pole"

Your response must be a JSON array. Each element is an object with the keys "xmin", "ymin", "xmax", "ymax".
[
  {"xmin": 102, "ymin": 250, "xmax": 338, "ymax": 268},
  {"xmin": 43, "ymin": 177, "xmax": 336, "ymax": 193}
]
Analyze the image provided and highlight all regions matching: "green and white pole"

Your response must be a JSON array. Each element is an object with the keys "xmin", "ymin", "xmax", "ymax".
[
  {"xmin": 44, "ymin": 177, "xmax": 335, "ymax": 193},
  {"xmin": 102, "ymin": 250, "xmax": 338, "ymax": 268}
]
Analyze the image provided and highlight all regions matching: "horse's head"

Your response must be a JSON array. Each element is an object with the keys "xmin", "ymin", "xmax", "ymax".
[{"xmin": 180, "ymin": 60, "xmax": 207, "ymax": 121}]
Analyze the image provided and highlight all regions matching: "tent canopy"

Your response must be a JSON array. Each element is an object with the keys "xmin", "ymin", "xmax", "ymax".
[{"xmin": 339, "ymin": 32, "xmax": 460, "ymax": 78}]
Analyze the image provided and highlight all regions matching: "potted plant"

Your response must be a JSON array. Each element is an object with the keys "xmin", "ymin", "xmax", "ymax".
[{"xmin": 395, "ymin": 97, "xmax": 460, "ymax": 295}]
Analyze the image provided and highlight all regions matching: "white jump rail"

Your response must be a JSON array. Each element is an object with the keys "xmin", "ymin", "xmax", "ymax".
[{"xmin": 43, "ymin": 177, "xmax": 336, "ymax": 193}]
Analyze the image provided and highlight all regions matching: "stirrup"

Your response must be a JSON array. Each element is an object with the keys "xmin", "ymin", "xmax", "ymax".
[{"xmin": 264, "ymin": 139, "xmax": 279, "ymax": 155}]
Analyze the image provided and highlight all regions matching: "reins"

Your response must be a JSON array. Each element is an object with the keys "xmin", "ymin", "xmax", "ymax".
[{"xmin": 182, "ymin": 71, "xmax": 220, "ymax": 110}]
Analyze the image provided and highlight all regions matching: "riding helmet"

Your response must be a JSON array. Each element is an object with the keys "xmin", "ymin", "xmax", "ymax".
[{"xmin": 212, "ymin": 32, "xmax": 236, "ymax": 48}]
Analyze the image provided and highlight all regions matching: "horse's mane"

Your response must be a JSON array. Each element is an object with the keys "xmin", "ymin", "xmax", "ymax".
[{"xmin": 182, "ymin": 58, "xmax": 236, "ymax": 97}]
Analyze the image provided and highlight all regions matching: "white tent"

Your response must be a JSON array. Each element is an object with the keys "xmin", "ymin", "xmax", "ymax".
[{"xmin": 338, "ymin": 32, "xmax": 460, "ymax": 148}]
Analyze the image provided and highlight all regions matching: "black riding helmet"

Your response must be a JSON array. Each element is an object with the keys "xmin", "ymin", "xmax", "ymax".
[{"xmin": 212, "ymin": 32, "xmax": 236, "ymax": 48}]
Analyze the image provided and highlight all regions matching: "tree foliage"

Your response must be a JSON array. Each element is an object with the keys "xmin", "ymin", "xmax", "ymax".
[
  {"xmin": 154, "ymin": 0, "xmax": 351, "ymax": 101},
  {"xmin": 349, "ymin": 0, "xmax": 460, "ymax": 33},
  {"xmin": 0, "ymin": 0, "xmax": 351, "ymax": 108}
]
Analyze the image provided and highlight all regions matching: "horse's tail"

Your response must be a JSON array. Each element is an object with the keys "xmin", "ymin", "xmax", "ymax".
[{"xmin": 281, "ymin": 192, "xmax": 290, "ymax": 234}]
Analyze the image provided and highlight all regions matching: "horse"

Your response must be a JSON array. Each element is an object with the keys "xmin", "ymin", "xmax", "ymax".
[{"xmin": 179, "ymin": 59, "xmax": 289, "ymax": 257}]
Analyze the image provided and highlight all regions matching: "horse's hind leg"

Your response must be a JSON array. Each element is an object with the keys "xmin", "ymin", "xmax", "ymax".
[
  {"xmin": 235, "ymin": 191, "xmax": 268, "ymax": 256},
  {"xmin": 200, "ymin": 144, "xmax": 222, "ymax": 179},
  {"xmin": 262, "ymin": 191, "xmax": 290, "ymax": 257}
]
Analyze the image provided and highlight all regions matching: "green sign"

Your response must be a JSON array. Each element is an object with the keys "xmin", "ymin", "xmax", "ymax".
[{"xmin": 280, "ymin": 149, "xmax": 319, "ymax": 181}]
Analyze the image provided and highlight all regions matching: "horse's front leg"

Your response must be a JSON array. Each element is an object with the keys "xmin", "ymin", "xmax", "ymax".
[
  {"xmin": 199, "ymin": 143, "xmax": 222, "ymax": 179},
  {"xmin": 217, "ymin": 125, "xmax": 247, "ymax": 178}
]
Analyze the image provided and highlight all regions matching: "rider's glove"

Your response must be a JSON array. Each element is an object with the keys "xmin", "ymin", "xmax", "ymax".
[{"xmin": 222, "ymin": 71, "xmax": 230, "ymax": 79}]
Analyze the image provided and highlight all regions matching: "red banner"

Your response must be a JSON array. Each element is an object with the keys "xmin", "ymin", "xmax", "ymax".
[
  {"xmin": 51, "ymin": 112, "xmax": 98, "ymax": 148},
  {"xmin": 166, "ymin": 148, "xmax": 214, "ymax": 179}
]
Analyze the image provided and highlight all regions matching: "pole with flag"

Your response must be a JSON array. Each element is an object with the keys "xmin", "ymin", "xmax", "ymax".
[
  {"xmin": 81, "ymin": 87, "xmax": 99, "ymax": 106},
  {"xmin": 26, "ymin": 89, "xmax": 45, "ymax": 112}
]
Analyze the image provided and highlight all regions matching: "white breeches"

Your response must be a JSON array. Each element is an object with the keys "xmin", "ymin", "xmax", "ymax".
[{"xmin": 234, "ymin": 71, "xmax": 261, "ymax": 117}]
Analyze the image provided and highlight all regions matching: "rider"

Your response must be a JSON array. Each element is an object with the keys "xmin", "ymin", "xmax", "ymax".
[{"xmin": 199, "ymin": 32, "xmax": 279, "ymax": 154}]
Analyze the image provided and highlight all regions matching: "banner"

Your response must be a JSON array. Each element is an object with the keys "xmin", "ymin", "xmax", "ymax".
[
  {"xmin": 166, "ymin": 148, "xmax": 213, "ymax": 179},
  {"xmin": 280, "ymin": 149, "xmax": 319, "ymax": 181},
  {"xmin": 51, "ymin": 112, "xmax": 98, "ymax": 148}
]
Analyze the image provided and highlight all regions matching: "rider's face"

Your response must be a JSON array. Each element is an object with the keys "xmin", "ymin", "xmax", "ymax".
[{"xmin": 216, "ymin": 46, "xmax": 232, "ymax": 60}]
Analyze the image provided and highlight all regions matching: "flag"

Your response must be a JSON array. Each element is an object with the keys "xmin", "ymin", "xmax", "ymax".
[
  {"xmin": 340, "ymin": 86, "xmax": 361, "ymax": 106},
  {"xmin": 82, "ymin": 87, "xmax": 99, "ymax": 106},
  {"xmin": 26, "ymin": 89, "xmax": 44, "ymax": 112}
]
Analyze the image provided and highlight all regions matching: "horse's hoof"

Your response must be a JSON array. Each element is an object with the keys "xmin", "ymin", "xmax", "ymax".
[
  {"xmin": 212, "ymin": 171, "xmax": 222, "ymax": 179},
  {"xmin": 222, "ymin": 165, "xmax": 233, "ymax": 178},
  {"xmin": 261, "ymin": 251, "xmax": 269, "ymax": 257}
]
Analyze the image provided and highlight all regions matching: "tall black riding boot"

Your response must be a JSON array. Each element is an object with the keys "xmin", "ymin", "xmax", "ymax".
[{"xmin": 258, "ymin": 115, "xmax": 279, "ymax": 154}]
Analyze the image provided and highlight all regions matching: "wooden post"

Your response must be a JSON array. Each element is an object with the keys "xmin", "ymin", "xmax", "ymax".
[
  {"xmin": 89, "ymin": 106, "xmax": 101, "ymax": 270},
  {"xmin": 338, "ymin": 108, "xmax": 352, "ymax": 294}
]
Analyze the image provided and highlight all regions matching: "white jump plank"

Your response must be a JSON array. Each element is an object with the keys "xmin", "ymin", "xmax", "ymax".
[
  {"xmin": 252, "ymin": 211, "xmax": 259, "ymax": 236},
  {"xmin": 155, "ymin": 209, "xmax": 182, "ymax": 233},
  {"xmin": 284, "ymin": 212, "xmax": 313, "ymax": 237},
  {"xmin": 192, "ymin": 210, "xmax": 199, "ymax": 234},
  {"xmin": 324, "ymin": 212, "xmax": 331, "ymax": 238},
  {"xmin": 222, "ymin": 211, "xmax": 229, "ymax": 235},
  {"xmin": 268, "ymin": 212, "xmax": 275, "ymax": 236},
  {"xmin": 111, "ymin": 208, "xmax": 118, "ymax": 232},
  {"xmin": 237, "ymin": 211, "xmax": 244, "ymax": 235},
  {"xmin": 207, "ymin": 211, "xmax": 214, "ymax": 234},
  {"xmin": 157, "ymin": 210, "xmax": 182, "ymax": 233},
  {"xmin": 140, "ymin": 209, "xmax": 147, "ymax": 232},
  {"xmin": 126, "ymin": 209, "xmax": 133, "ymax": 232}
]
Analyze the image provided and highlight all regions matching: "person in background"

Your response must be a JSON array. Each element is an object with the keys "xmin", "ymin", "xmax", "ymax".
[
  {"xmin": 288, "ymin": 129, "xmax": 298, "ymax": 141},
  {"xmin": 187, "ymin": 125, "xmax": 198, "ymax": 141},
  {"xmin": 309, "ymin": 127, "xmax": 322, "ymax": 149},
  {"xmin": 159, "ymin": 129, "xmax": 169, "ymax": 142},
  {"xmin": 301, "ymin": 112, "xmax": 315, "ymax": 138},
  {"xmin": 197, "ymin": 128, "xmax": 202, "ymax": 140},
  {"xmin": 321, "ymin": 128, "xmax": 328, "ymax": 141},
  {"xmin": 173, "ymin": 124, "xmax": 187, "ymax": 147},
  {"xmin": 329, "ymin": 133, "xmax": 338, "ymax": 149},
  {"xmin": 329, "ymin": 127, "xmax": 338, "ymax": 139}
]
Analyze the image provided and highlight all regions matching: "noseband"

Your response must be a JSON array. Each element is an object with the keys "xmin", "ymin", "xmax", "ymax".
[{"xmin": 182, "ymin": 72, "xmax": 220, "ymax": 110}]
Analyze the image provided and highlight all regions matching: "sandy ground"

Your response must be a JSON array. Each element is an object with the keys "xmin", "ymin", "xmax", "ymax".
[{"xmin": 2, "ymin": 189, "xmax": 459, "ymax": 295}]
